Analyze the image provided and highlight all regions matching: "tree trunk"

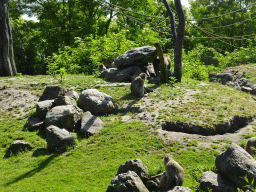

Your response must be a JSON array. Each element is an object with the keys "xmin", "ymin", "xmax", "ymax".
[
  {"xmin": 163, "ymin": 0, "xmax": 185, "ymax": 82},
  {"xmin": 0, "ymin": 0, "xmax": 17, "ymax": 76}
]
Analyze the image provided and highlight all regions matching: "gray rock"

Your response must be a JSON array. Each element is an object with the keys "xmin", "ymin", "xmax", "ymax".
[
  {"xmin": 131, "ymin": 68, "xmax": 143, "ymax": 82},
  {"xmin": 114, "ymin": 66, "xmax": 141, "ymax": 82},
  {"xmin": 114, "ymin": 46, "xmax": 157, "ymax": 69},
  {"xmin": 81, "ymin": 111, "xmax": 103, "ymax": 135},
  {"xmin": 246, "ymin": 137, "xmax": 256, "ymax": 157},
  {"xmin": 225, "ymin": 81, "xmax": 241, "ymax": 90},
  {"xmin": 241, "ymin": 86, "xmax": 252, "ymax": 93},
  {"xmin": 27, "ymin": 117, "xmax": 44, "ymax": 131},
  {"xmin": 7, "ymin": 140, "xmax": 32, "ymax": 154},
  {"xmin": 78, "ymin": 89, "xmax": 117, "ymax": 116},
  {"xmin": 99, "ymin": 68, "xmax": 119, "ymax": 79},
  {"xmin": 199, "ymin": 171, "xmax": 237, "ymax": 192},
  {"xmin": 106, "ymin": 171, "xmax": 149, "ymax": 192},
  {"xmin": 117, "ymin": 159, "xmax": 149, "ymax": 182},
  {"xmin": 65, "ymin": 91, "xmax": 79, "ymax": 100},
  {"xmin": 161, "ymin": 186, "xmax": 192, "ymax": 192},
  {"xmin": 45, "ymin": 105, "xmax": 83, "ymax": 131},
  {"xmin": 46, "ymin": 125, "xmax": 74, "ymax": 149},
  {"xmin": 39, "ymin": 86, "xmax": 66, "ymax": 101},
  {"xmin": 36, "ymin": 99, "xmax": 55, "ymax": 118},
  {"xmin": 54, "ymin": 95, "xmax": 76, "ymax": 106},
  {"xmin": 215, "ymin": 143, "xmax": 256, "ymax": 188},
  {"xmin": 149, "ymin": 77, "xmax": 160, "ymax": 84},
  {"xmin": 237, "ymin": 78, "xmax": 253, "ymax": 87}
]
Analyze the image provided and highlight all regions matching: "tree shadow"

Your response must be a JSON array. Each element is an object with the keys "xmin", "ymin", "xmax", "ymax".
[{"xmin": 4, "ymin": 154, "xmax": 58, "ymax": 186}]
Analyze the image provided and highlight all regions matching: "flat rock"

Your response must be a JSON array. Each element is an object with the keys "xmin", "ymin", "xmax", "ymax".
[
  {"xmin": 46, "ymin": 125, "xmax": 74, "ymax": 149},
  {"xmin": 45, "ymin": 105, "xmax": 83, "ymax": 131},
  {"xmin": 81, "ymin": 111, "xmax": 103, "ymax": 135}
]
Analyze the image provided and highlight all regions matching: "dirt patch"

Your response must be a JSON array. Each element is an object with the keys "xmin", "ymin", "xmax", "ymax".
[{"xmin": 0, "ymin": 87, "xmax": 39, "ymax": 118}]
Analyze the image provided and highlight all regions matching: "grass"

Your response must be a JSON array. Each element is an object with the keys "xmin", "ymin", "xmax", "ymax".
[{"xmin": 1, "ymin": 71, "xmax": 256, "ymax": 191}]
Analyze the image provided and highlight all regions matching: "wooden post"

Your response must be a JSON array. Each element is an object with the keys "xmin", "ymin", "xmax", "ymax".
[{"xmin": 162, "ymin": 0, "xmax": 185, "ymax": 82}]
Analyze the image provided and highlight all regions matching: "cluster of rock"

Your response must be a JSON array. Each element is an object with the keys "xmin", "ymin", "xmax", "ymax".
[
  {"xmin": 209, "ymin": 69, "xmax": 256, "ymax": 95},
  {"xmin": 100, "ymin": 46, "xmax": 164, "ymax": 84},
  {"xmin": 199, "ymin": 143, "xmax": 256, "ymax": 191},
  {"xmin": 6, "ymin": 86, "xmax": 117, "ymax": 155},
  {"xmin": 106, "ymin": 159, "xmax": 191, "ymax": 192}
]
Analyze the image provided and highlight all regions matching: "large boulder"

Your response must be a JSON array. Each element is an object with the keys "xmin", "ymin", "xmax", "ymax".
[
  {"xmin": 117, "ymin": 159, "xmax": 149, "ymax": 183},
  {"xmin": 199, "ymin": 171, "xmax": 237, "ymax": 192},
  {"xmin": 81, "ymin": 111, "xmax": 103, "ymax": 135},
  {"xmin": 46, "ymin": 125, "xmax": 74, "ymax": 149},
  {"xmin": 39, "ymin": 86, "xmax": 66, "ymax": 101},
  {"xmin": 106, "ymin": 171, "xmax": 149, "ymax": 192},
  {"xmin": 99, "ymin": 68, "xmax": 119, "ymax": 79},
  {"xmin": 45, "ymin": 105, "xmax": 83, "ymax": 131},
  {"xmin": 114, "ymin": 46, "xmax": 157, "ymax": 69},
  {"xmin": 215, "ymin": 143, "xmax": 256, "ymax": 188},
  {"xmin": 78, "ymin": 89, "xmax": 117, "ymax": 116},
  {"xmin": 36, "ymin": 99, "xmax": 55, "ymax": 118},
  {"xmin": 114, "ymin": 66, "xmax": 141, "ymax": 82}
]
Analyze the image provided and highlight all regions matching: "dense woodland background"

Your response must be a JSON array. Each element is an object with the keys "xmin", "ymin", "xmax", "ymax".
[{"xmin": 9, "ymin": 0, "xmax": 256, "ymax": 80}]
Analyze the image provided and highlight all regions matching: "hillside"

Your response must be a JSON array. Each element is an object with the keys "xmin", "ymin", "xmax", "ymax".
[{"xmin": 1, "ymin": 67, "xmax": 256, "ymax": 191}]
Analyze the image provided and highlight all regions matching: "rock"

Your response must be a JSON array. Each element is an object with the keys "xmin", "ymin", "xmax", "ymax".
[
  {"xmin": 246, "ymin": 137, "xmax": 256, "ymax": 157},
  {"xmin": 225, "ymin": 81, "xmax": 241, "ymax": 90},
  {"xmin": 241, "ymin": 86, "xmax": 252, "ymax": 93},
  {"xmin": 65, "ymin": 91, "xmax": 79, "ymax": 100},
  {"xmin": 114, "ymin": 46, "xmax": 157, "ymax": 69},
  {"xmin": 106, "ymin": 171, "xmax": 149, "ymax": 192},
  {"xmin": 46, "ymin": 125, "xmax": 74, "ymax": 149},
  {"xmin": 250, "ymin": 85, "xmax": 256, "ymax": 95},
  {"xmin": 117, "ymin": 159, "xmax": 149, "ymax": 182},
  {"xmin": 27, "ymin": 117, "xmax": 44, "ymax": 131},
  {"xmin": 131, "ymin": 68, "xmax": 143, "ymax": 82},
  {"xmin": 149, "ymin": 77, "xmax": 160, "ymax": 84},
  {"xmin": 161, "ymin": 186, "xmax": 192, "ymax": 192},
  {"xmin": 36, "ymin": 99, "xmax": 55, "ymax": 118},
  {"xmin": 81, "ymin": 111, "xmax": 103, "ymax": 135},
  {"xmin": 209, "ymin": 72, "xmax": 233, "ymax": 84},
  {"xmin": 114, "ymin": 66, "xmax": 141, "ymax": 82},
  {"xmin": 45, "ymin": 105, "xmax": 83, "ymax": 131},
  {"xmin": 199, "ymin": 171, "xmax": 237, "ymax": 192},
  {"xmin": 237, "ymin": 78, "xmax": 253, "ymax": 87},
  {"xmin": 7, "ymin": 140, "xmax": 32, "ymax": 154},
  {"xmin": 54, "ymin": 95, "xmax": 76, "ymax": 106},
  {"xmin": 39, "ymin": 86, "xmax": 66, "ymax": 101},
  {"xmin": 99, "ymin": 68, "xmax": 119, "ymax": 79},
  {"xmin": 215, "ymin": 143, "xmax": 256, "ymax": 188},
  {"xmin": 78, "ymin": 89, "xmax": 117, "ymax": 116}
]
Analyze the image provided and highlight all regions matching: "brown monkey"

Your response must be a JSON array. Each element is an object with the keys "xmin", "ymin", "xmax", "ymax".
[
  {"xmin": 98, "ymin": 63, "xmax": 107, "ymax": 71},
  {"xmin": 153, "ymin": 55, "xmax": 171, "ymax": 77},
  {"xmin": 130, "ymin": 73, "xmax": 152, "ymax": 97},
  {"xmin": 159, "ymin": 154, "xmax": 185, "ymax": 190}
]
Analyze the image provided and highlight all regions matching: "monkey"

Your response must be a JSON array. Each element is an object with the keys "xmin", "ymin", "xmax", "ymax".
[
  {"xmin": 153, "ymin": 55, "xmax": 171, "ymax": 77},
  {"xmin": 98, "ymin": 63, "xmax": 107, "ymax": 71},
  {"xmin": 130, "ymin": 73, "xmax": 153, "ymax": 97},
  {"xmin": 159, "ymin": 154, "xmax": 185, "ymax": 190}
]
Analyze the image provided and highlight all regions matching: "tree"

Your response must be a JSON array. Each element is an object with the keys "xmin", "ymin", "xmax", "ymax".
[
  {"xmin": 163, "ymin": 0, "xmax": 185, "ymax": 82},
  {"xmin": 0, "ymin": 0, "xmax": 17, "ymax": 76}
]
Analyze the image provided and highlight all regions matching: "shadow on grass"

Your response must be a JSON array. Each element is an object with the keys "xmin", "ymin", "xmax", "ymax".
[{"xmin": 4, "ymin": 154, "xmax": 58, "ymax": 186}]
